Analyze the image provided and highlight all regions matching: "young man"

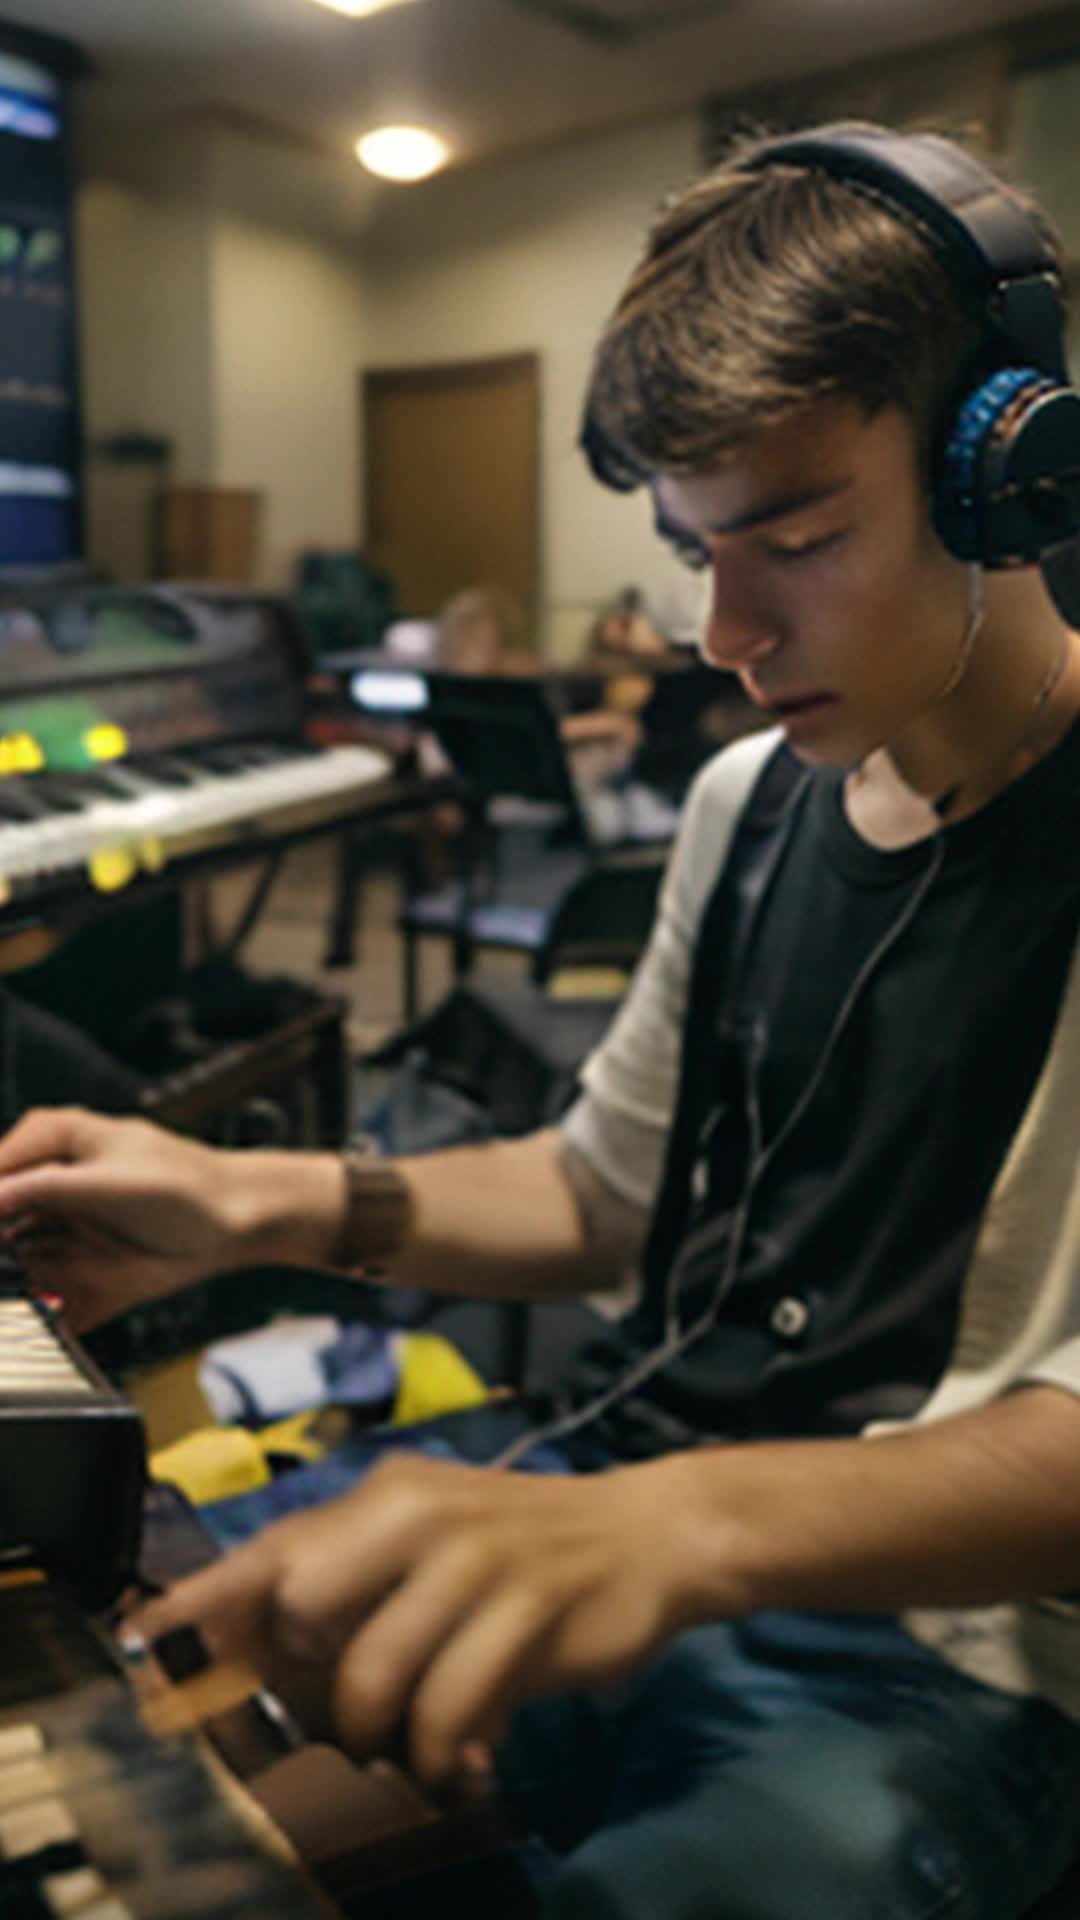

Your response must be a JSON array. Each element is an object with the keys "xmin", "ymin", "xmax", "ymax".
[{"xmin": 6, "ymin": 123, "xmax": 1080, "ymax": 1917}]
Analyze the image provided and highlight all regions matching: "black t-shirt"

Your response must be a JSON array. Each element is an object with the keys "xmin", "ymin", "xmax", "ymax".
[{"xmin": 566, "ymin": 718, "xmax": 1080, "ymax": 1458}]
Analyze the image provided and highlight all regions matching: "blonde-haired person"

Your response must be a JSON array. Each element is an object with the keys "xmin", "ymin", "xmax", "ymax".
[
  {"xmin": 436, "ymin": 585, "xmax": 527, "ymax": 675},
  {"xmin": 436, "ymin": 582, "xmax": 649, "ymax": 803}
]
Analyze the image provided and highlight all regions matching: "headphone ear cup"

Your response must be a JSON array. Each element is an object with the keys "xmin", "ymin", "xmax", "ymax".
[{"xmin": 935, "ymin": 368, "xmax": 1080, "ymax": 565}]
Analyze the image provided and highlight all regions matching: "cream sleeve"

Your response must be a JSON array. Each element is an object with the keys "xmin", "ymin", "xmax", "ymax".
[{"xmin": 560, "ymin": 729, "xmax": 780, "ymax": 1213}]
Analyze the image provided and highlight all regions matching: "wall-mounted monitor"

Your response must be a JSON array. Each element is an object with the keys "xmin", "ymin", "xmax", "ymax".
[{"xmin": 0, "ymin": 23, "xmax": 86, "ymax": 573}]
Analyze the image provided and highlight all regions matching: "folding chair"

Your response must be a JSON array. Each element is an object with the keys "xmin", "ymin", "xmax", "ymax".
[{"xmin": 398, "ymin": 673, "xmax": 672, "ymax": 1019}]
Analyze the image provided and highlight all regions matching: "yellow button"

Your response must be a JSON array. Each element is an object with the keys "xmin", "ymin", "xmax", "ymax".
[
  {"xmin": 84, "ymin": 723, "xmax": 128, "ymax": 762},
  {"xmin": 10, "ymin": 734, "xmax": 43, "ymax": 772},
  {"xmin": 89, "ymin": 847, "xmax": 136, "ymax": 892},
  {"xmin": 139, "ymin": 837, "xmax": 166, "ymax": 873}
]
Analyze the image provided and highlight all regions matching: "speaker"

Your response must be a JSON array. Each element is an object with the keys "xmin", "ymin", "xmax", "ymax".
[{"xmin": 739, "ymin": 123, "xmax": 1080, "ymax": 568}]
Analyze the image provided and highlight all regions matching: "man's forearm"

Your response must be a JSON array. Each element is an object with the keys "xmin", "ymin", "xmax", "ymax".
[
  {"xmin": 232, "ymin": 1129, "xmax": 640, "ymax": 1301},
  {"xmin": 662, "ymin": 1384, "xmax": 1080, "ymax": 1626},
  {"xmin": 351, "ymin": 1130, "xmax": 620, "ymax": 1298}
]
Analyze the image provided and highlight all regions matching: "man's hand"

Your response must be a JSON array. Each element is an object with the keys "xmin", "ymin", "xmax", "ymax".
[
  {"xmin": 0, "ymin": 1106, "xmax": 344, "ymax": 1329},
  {"xmin": 136, "ymin": 1450, "xmax": 716, "ymax": 1790}
]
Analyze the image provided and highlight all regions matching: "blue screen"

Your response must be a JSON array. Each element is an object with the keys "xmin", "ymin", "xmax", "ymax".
[
  {"xmin": 0, "ymin": 51, "xmax": 79, "ymax": 568},
  {"xmin": 0, "ymin": 84, "xmax": 60, "ymax": 140}
]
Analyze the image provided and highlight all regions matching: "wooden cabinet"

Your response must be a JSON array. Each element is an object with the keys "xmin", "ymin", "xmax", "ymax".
[{"xmin": 155, "ymin": 485, "xmax": 262, "ymax": 583}]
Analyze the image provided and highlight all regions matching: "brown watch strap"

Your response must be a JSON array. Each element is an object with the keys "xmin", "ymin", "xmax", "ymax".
[{"xmin": 333, "ymin": 1146, "xmax": 414, "ymax": 1270}]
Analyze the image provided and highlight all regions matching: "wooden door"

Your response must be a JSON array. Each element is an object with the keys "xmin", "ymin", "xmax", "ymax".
[
  {"xmin": 362, "ymin": 353, "xmax": 539, "ymax": 632},
  {"xmin": 155, "ymin": 485, "xmax": 261, "ymax": 583}
]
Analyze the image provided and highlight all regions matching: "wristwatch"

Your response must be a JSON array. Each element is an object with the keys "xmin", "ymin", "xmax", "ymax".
[{"xmin": 334, "ymin": 1140, "xmax": 414, "ymax": 1270}]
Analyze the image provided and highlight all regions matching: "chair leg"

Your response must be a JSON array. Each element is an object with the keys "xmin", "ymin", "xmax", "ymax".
[
  {"xmin": 452, "ymin": 924, "xmax": 475, "ymax": 984},
  {"xmin": 324, "ymin": 836, "xmax": 362, "ymax": 970},
  {"xmin": 402, "ymin": 928, "xmax": 420, "ymax": 1023},
  {"xmin": 496, "ymin": 1301, "xmax": 532, "ymax": 1391}
]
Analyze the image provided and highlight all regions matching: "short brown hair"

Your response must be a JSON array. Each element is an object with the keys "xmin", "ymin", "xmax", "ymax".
[{"xmin": 581, "ymin": 131, "xmax": 1035, "ymax": 494}]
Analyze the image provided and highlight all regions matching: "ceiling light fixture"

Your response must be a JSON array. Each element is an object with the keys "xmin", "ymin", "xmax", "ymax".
[
  {"xmin": 305, "ymin": 0, "xmax": 427, "ymax": 19},
  {"xmin": 355, "ymin": 124, "xmax": 450, "ymax": 181}
]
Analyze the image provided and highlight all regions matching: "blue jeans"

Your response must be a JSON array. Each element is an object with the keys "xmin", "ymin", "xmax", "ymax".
[
  {"xmin": 496, "ymin": 1608, "xmax": 1080, "ymax": 1919},
  {"xmin": 200, "ymin": 1406, "xmax": 1080, "ymax": 1919}
]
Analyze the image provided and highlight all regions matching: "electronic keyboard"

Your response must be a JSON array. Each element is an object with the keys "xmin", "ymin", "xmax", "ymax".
[
  {"xmin": 0, "ymin": 1258, "xmax": 144, "ymax": 1609},
  {"xmin": 0, "ymin": 584, "xmax": 397, "ymax": 922}
]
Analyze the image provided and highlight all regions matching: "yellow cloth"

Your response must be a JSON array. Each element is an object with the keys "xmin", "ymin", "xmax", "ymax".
[
  {"xmin": 256, "ymin": 1408, "xmax": 333, "ymax": 1465},
  {"xmin": 150, "ymin": 1425, "xmax": 272, "ymax": 1505},
  {"xmin": 392, "ymin": 1332, "xmax": 489, "ymax": 1425},
  {"xmin": 150, "ymin": 1410, "xmax": 331, "ymax": 1505},
  {"xmin": 149, "ymin": 1334, "xmax": 489, "ymax": 1504}
]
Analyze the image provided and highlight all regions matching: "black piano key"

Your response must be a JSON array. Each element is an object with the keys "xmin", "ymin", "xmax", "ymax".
[
  {"xmin": 187, "ymin": 741, "xmax": 300, "ymax": 774},
  {"xmin": 0, "ymin": 1245, "xmax": 24, "ymax": 1292},
  {"xmin": 77, "ymin": 768, "xmax": 149, "ymax": 798},
  {"xmin": 23, "ymin": 774, "xmax": 96, "ymax": 814},
  {"xmin": 0, "ymin": 1883, "xmax": 49, "ymax": 1918},
  {"xmin": 55, "ymin": 769, "xmax": 131, "ymax": 800},
  {"xmin": 251, "ymin": 742, "xmax": 308, "ymax": 764},
  {"xmin": 183, "ymin": 744, "xmax": 254, "ymax": 775},
  {"xmin": 275, "ymin": 737, "xmax": 321, "ymax": 757},
  {"xmin": 0, "ymin": 1838, "xmax": 88, "ymax": 1882},
  {"xmin": 0, "ymin": 768, "xmax": 137, "ymax": 815},
  {"xmin": 125, "ymin": 754, "xmax": 203, "ymax": 789},
  {"xmin": 0, "ymin": 781, "xmax": 50, "ymax": 822},
  {"xmin": 149, "ymin": 1624, "xmax": 211, "ymax": 1686}
]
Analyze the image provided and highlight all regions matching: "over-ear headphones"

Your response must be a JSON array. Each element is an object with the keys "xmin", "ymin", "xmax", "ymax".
[{"xmin": 738, "ymin": 123, "xmax": 1080, "ymax": 568}]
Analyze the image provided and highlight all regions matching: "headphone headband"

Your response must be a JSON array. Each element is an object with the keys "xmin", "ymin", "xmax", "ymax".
[{"xmin": 738, "ymin": 123, "xmax": 1068, "ymax": 383}]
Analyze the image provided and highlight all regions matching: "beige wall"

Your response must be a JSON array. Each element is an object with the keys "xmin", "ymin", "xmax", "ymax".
[
  {"xmin": 212, "ymin": 216, "xmax": 367, "ymax": 585},
  {"xmin": 77, "ymin": 122, "xmax": 369, "ymax": 586},
  {"xmin": 78, "ymin": 181, "xmax": 215, "ymax": 478},
  {"xmin": 1008, "ymin": 60, "xmax": 1080, "ymax": 378},
  {"xmin": 361, "ymin": 113, "xmax": 710, "ymax": 657},
  {"xmin": 77, "ymin": 177, "xmax": 215, "ymax": 579},
  {"xmin": 1009, "ymin": 61, "xmax": 1080, "ymax": 257}
]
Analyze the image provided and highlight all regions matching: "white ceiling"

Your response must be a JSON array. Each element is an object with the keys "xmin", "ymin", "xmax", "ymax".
[{"xmin": 13, "ymin": 0, "xmax": 1080, "ymax": 178}]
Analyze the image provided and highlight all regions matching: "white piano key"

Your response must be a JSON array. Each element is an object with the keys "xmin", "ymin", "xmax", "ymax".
[
  {"xmin": 0, "ymin": 1726, "xmax": 45, "ymax": 1764},
  {"xmin": 0, "ymin": 1793, "xmax": 78, "ymax": 1858},
  {"xmin": 41, "ymin": 1866, "xmax": 109, "ymax": 1915},
  {"xmin": 0, "ymin": 1353, "xmax": 83, "ymax": 1373},
  {"xmin": 0, "ymin": 1753, "xmax": 59, "ymax": 1810}
]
